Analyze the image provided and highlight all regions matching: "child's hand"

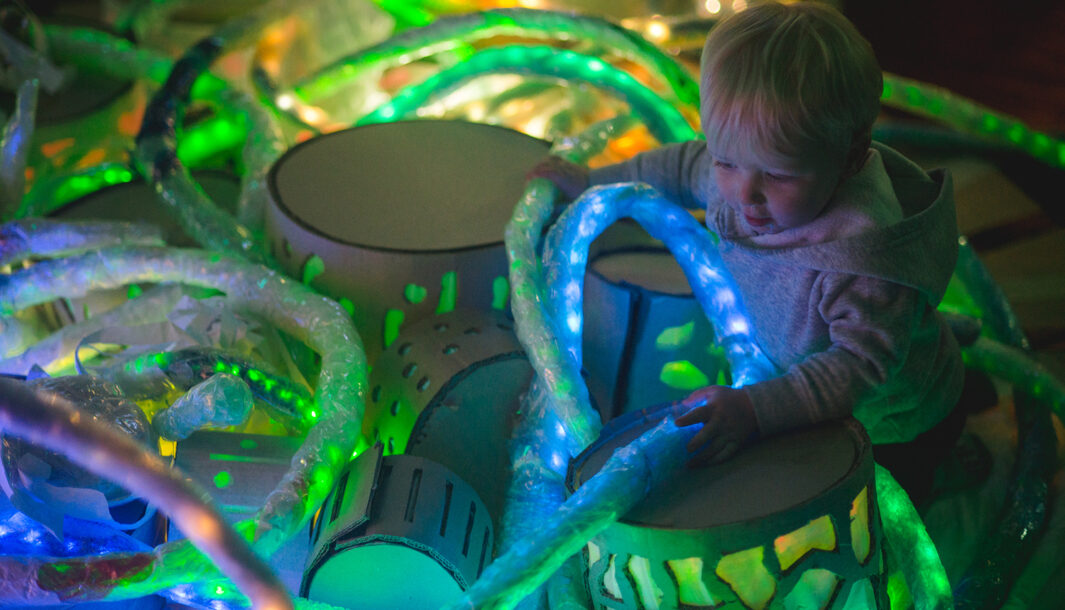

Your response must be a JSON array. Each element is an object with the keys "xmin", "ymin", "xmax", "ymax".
[
  {"xmin": 526, "ymin": 156, "xmax": 590, "ymax": 201},
  {"xmin": 674, "ymin": 386, "xmax": 758, "ymax": 467}
]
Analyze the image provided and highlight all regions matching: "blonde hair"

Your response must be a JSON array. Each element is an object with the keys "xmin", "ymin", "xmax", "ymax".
[{"xmin": 700, "ymin": 1, "xmax": 882, "ymax": 167}]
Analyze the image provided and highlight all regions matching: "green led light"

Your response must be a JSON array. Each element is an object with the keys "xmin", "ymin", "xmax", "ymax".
[
  {"xmin": 301, "ymin": 255, "xmax": 326, "ymax": 285},
  {"xmin": 247, "ymin": 369, "xmax": 264, "ymax": 382},
  {"xmin": 383, "ymin": 308, "xmax": 405, "ymax": 349},
  {"xmin": 492, "ymin": 276, "xmax": 509, "ymax": 310},
  {"xmin": 339, "ymin": 297, "xmax": 356, "ymax": 317},
  {"xmin": 213, "ymin": 471, "xmax": 232, "ymax": 489},
  {"xmin": 404, "ymin": 283, "xmax": 428, "ymax": 304},
  {"xmin": 437, "ymin": 271, "xmax": 458, "ymax": 314},
  {"xmin": 127, "ymin": 284, "xmax": 143, "ymax": 299},
  {"xmin": 655, "ymin": 321, "xmax": 695, "ymax": 350},
  {"xmin": 660, "ymin": 360, "xmax": 710, "ymax": 390}
]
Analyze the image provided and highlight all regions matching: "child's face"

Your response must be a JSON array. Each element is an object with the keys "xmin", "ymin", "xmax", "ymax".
[{"xmin": 709, "ymin": 143, "xmax": 845, "ymax": 235}]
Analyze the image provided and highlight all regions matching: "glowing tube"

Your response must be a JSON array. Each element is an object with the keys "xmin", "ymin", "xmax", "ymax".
[
  {"xmin": 450, "ymin": 412, "xmax": 697, "ymax": 609},
  {"xmin": 134, "ymin": 4, "xmax": 295, "ymax": 264},
  {"xmin": 0, "ymin": 78, "xmax": 38, "ymax": 218},
  {"xmin": 294, "ymin": 8, "xmax": 700, "ymax": 111},
  {"xmin": 0, "ymin": 284, "xmax": 185, "ymax": 375},
  {"xmin": 0, "ymin": 377, "xmax": 293, "ymax": 610},
  {"xmin": 875, "ymin": 464, "xmax": 954, "ymax": 610},
  {"xmin": 962, "ymin": 337, "xmax": 1065, "ymax": 420},
  {"xmin": 106, "ymin": 347, "xmax": 316, "ymax": 434},
  {"xmin": 882, "ymin": 73, "xmax": 1065, "ymax": 170},
  {"xmin": 0, "ymin": 245, "xmax": 366, "ymax": 603},
  {"xmin": 0, "ymin": 218, "xmax": 164, "ymax": 268},
  {"xmin": 542, "ymin": 182, "xmax": 775, "ymax": 386},
  {"xmin": 953, "ymin": 238, "xmax": 1028, "ymax": 349},
  {"xmin": 358, "ymin": 45, "xmax": 697, "ymax": 145}
]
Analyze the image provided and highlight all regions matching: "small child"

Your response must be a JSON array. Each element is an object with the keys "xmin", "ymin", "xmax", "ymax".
[{"xmin": 532, "ymin": 1, "xmax": 966, "ymax": 502}]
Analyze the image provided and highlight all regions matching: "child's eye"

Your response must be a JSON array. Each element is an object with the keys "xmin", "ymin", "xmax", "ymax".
[
  {"xmin": 765, "ymin": 172, "xmax": 794, "ymax": 182},
  {"xmin": 713, "ymin": 160, "xmax": 735, "ymax": 170}
]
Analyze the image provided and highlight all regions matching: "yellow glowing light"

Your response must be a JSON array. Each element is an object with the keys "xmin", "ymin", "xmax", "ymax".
[
  {"xmin": 628, "ymin": 555, "xmax": 664, "ymax": 609},
  {"xmin": 850, "ymin": 487, "xmax": 872, "ymax": 564},
  {"xmin": 715, "ymin": 546, "xmax": 775, "ymax": 609},
  {"xmin": 667, "ymin": 557, "xmax": 716, "ymax": 606},
  {"xmin": 774, "ymin": 514, "xmax": 837, "ymax": 571},
  {"xmin": 645, "ymin": 19, "xmax": 671, "ymax": 43},
  {"xmin": 705, "ymin": 0, "xmax": 722, "ymax": 14},
  {"xmin": 276, "ymin": 94, "xmax": 295, "ymax": 111},
  {"xmin": 298, "ymin": 105, "xmax": 324, "ymax": 124}
]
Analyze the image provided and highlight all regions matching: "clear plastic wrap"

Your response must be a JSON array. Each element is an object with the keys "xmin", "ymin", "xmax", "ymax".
[
  {"xmin": 0, "ymin": 245, "xmax": 366, "ymax": 606},
  {"xmin": 0, "ymin": 78, "xmax": 37, "ymax": 218},
  {"xmin": 0, "ymin": 218, "xmax": 165, "ymax": 268},
  {"xmin": 154, "ymin": 373, "xmax": 253, "ymax": 440}
]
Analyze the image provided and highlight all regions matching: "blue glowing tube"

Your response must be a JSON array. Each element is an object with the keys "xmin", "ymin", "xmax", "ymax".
[
  {"xmin": 0, "ymin": 78, "xmax": 37, "ymax": 219},
  {"xmin": 0, "ymin": 218, "xmax": 164, "ymax": 268},
  {"xmin": 0, "ymin": 377, "xmax": 293, "ymax": 610},
  {"xmin": 451, "ymin": 410, "xmax": 698, "ymax": 609},
  {"xmin": 543, "ymin": 182, "xmax": 775, "ymax": 386}
]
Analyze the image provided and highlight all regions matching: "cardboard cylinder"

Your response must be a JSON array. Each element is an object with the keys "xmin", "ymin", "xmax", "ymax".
[
  {"xmin": 568, "ymin": 411, "xmax": 884, "ymax": 610},
  {"xmin": 265, "ymin": 120, "xmax": 550, "ymax": 364},
  {"xmin": 583, "ymin": 244, "xmax": 725, "ymax": 420},
  {"xmin": 364, "ymin": 308, "xmax": 532, "ymax": 537},
  {"xmin": 303, "ymin": 445, "xmax": 494, "ymax": 608}
]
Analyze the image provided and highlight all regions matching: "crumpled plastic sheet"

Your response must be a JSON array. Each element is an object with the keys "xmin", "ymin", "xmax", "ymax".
[
  {"xmin": 0, "ymin": 245, "xmax": 366, "ymax": 607},
  {"xmin": 357, "ymin": 45, "xmax": 697, "ymax": 145},
  {"xmin": 0, "ymin": 218, "xmax": 165, "ymax": 268},
  {"xmin": 97, "ymin": 346, "xmax": 314, "ymax": 435},
  {"xmin": 154, "ymin": 373, "xmax": 253, "ymax": 440},
  {"xmin": 297, "ymin": 8, "xmax": 700, "ymax": 111},
  {"xmin": 0, "ymin": 377, "xmax": 292, "ymax": 610},
  {"xmin": 0, "ymin": 78, "xmax": 37, "ymax": 218}
]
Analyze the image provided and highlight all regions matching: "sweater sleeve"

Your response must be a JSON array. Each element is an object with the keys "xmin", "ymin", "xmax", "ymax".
[
  {"xmin": 742, "ymin": 273, "xmax": 922, "ymax": 437},
  {"xmin": 588, "ymin": 141, "xmax": 715, "ymax": 211}
]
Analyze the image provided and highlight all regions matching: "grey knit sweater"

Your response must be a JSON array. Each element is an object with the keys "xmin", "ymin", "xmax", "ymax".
[{"xmin": 590, "ymin": 141, "xmax": 964, "ymax": 444}]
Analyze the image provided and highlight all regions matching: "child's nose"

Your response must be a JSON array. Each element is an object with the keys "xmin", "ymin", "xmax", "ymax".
[{"xmin": 739, "ymin": 175, "xmax": 765, "ymax": 206}]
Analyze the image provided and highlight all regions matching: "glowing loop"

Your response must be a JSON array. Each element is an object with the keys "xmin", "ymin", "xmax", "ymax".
[{"xmin": 543, "ymin": 182, "xmax": 775, "ymax": 387}]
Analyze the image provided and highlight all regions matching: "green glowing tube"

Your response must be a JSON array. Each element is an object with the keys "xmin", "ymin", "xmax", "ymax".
[
  {"xmin": 875, "ymin": 464, "xmax": 954, "ymax": 610},
  {"xmin": 503, "ymin": 116, "xmax": 638, "ymax": 456},
  {"xmin": 0, "ymin": 78, "xmax": 38, "ymax": 219},
  {"xmin": 133, "ymin": 4, "xmax": 296, "ymax": 265},
  {"xmin": 295, "ymin": 8, "xmax": 699, "ymax": 111},
  {"xmin": 963, "ymin": 337, "xmax": 1065, "ymax": 419},
  {"xmin": 882, "ymin": 73, "xmax": 1065, "ymax": 170},
  {"xmin": 358, "ymin": 45, "xmax": 696, "ymax": 144},
  {"xmin": 0, "ymin": 245, "xmax": 366, "ymax": 604}
]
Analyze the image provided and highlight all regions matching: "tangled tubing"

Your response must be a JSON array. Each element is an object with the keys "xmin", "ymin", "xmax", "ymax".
[{"xmin": 1, "ymin": 2, "xmax": 1063, "ymax": 609}]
